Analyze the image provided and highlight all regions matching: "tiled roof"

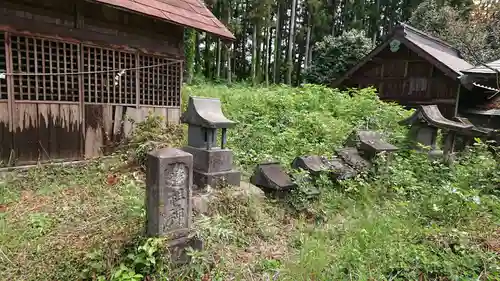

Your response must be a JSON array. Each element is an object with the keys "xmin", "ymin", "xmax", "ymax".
[
  {"xmin": 401, "ymin": 23, "xmax": 473, "ymax": 75},
  {"xmin": 93, "ymin": 0, "xmax": 235, "ymax": 40},
  {"xmin": 462, "ymin": 59, "xmax": 500, "ymax": 74}
]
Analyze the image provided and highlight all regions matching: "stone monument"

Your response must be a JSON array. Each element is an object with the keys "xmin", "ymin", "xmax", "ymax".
[
  {"xmin": 146, "ymin": 147, "xmax": 200, "ymax": 263},
  {"xmin": 181, "ymin": 96, "xmax": 241, "ymax": 189}
]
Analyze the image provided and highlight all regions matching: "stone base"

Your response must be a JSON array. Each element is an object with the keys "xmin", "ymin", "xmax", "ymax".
[
  {"xmin": 193, "ymin": 169, "xmax": 241, "ymax": 189},
  {"xmin": 168, "ymin": 235, "xmax": 204, "ymax": 265},
  {"xmin": 182, "ymin": 146, "xmax": 234, "ymax": 173}
]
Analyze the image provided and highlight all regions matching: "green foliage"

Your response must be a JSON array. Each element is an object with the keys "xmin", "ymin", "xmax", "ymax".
[
  {"xmin": 185, "ymin": 83, "xmax": 409, "ymax": 170},
  {"xmin": 299, "ymin": 29, "xmax": 373, "ymax": 85},
  {"xmin": 85, "ymin": 237, "xmax": 166, "ymax": 281},
  {"xmin": 120, "ymin": 114, "xmax": 185, "ymax": 169},
  {"xmin": 184, "ymin": 28, "xmax": 196, "ymax": 84},
  {"xmin": 409, "ymin": 0, "xmax": 500, "ymax": 64}
]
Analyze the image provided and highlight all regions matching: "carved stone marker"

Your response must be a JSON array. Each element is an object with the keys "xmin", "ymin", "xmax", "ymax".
[
  {"xmin": 146, "ymin": 148, "xmax": 192, "ymax": 238},
  {"xmin": 146, "ymin": 148, "xmax": 198, "ymax": 263}
]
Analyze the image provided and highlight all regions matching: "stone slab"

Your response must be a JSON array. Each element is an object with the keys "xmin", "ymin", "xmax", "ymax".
[
  {"xmin": 336, "ymin": 147, "xmax": 372, "ymax": 171},
  {"xmin": 146, "ymin": 148, "xmax": 193, "ymax": 238},
  {"xmin": 326, "ymin": 157, "xmax": 358, "ymax": 180},
  {"xmin": 182, "ymin": 146, "xmax": 234, "ymax": 173},
  {"xmin": 291, "ymin": 155, "xmax": 330, "ymax": 175},
  {"xmin": 193, "ymin": 169, "xmax": 241, "ymax": 189},
  {"xmin": 359, "ymin": 139, "xmax": 399, "ymax": 159}
]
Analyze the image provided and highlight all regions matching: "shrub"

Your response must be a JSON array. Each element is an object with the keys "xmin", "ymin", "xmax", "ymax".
[{"xmin": 303, "ymin": 30, "xmax": 373, "ymax": 85}]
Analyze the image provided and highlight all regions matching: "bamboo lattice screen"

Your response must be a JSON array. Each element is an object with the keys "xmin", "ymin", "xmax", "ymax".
[{"xmin": 1, "ymin": 33, "xmax": 182, "ymax": 106}]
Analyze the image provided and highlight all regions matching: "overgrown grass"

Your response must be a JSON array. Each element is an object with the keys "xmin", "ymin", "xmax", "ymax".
[
  {"xmin": 0, "ymin": 160, "xmax": 145, "ymax": 280},
  {"xmin": 1, "ymin": 83, "xmax": 499, "ymax": 280}
]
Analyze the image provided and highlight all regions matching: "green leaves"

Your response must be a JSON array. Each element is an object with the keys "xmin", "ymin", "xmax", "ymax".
[{"xmin": 304, "ymin": 29, "xmax": 373, "ymax": 85}]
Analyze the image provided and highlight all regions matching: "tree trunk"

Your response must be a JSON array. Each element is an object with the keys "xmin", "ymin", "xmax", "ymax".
[
  {"xmin": 204, "ymin": 34, "xmax": 211, "ymax": 79},
  {"xmin": 304, "ymin": 15, "xmax": 311, "ymax": 70},
  {"xmin": 194, "ymin": 32, "xmax": 201, "ymax": 76},
  {"xmin": 227, "ymin": 1, "xmax": 232, "ymax": 83},
  {"xmin": 265, "ymin": 24, "xmax": 271, "ymax": 86},
  {"xmin": 287, "ymin": 0, "xmax": 297, "ymax": 85},
  {"xmin": 227, "ymin": 43, "xmax": 232, "ymax": 84},
  {"xmin": 216, "ymin": 38, "xmax": 221, "ymax": 80},
  {"xmin": 251, "ymin": 24, "xmax": 257, "ymax": 84},
  {"xmin": 273, "ymin": 3, "xmax": 281, "ymax": 83}
]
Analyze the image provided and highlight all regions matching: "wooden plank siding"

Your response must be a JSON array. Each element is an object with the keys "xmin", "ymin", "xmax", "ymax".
[
  {"xmin": 343, "ymin": 44, "xmax": 458, "ymax": 118},
  {"xmin": 0, "ymin": 0, "xmax": 183, "ymax": 166}
]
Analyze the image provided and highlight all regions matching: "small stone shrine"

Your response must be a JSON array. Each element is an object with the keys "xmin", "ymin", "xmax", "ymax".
[
  {"xmin": 345, "ymin": 130, "xmax": 399, "ymax": 160},
  {"xmin": 145, "ymin": 147, "xmax": 201, "ymax": 264},
  {"xmin": 181, "ymin": 96, "xmax": 241, "ymax": 189},
  {"xmin": 253, "ymin": 130, "xmax": 399, "ymax": 196},
  {"xmin": 399, "ymin": 105, "xmax": 490, "ymax": 161},
  {"xmin": 291, "ymin": 155, "xmax": 357, "ymax": 180},
  {"xmin": 250, "ymin": 162, "xmax": 297, "ymax": 196}
]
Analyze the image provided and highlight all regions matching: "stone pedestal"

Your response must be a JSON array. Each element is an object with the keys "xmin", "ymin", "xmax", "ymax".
[{"xmin": 182, "ymin": 146, "xmax": 240, "ymax": 189}]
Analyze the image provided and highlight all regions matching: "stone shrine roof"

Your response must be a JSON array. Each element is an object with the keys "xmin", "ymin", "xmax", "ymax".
[{"xmin": 181, "ymin": 96, "xmax": 236, "ymax": 128}]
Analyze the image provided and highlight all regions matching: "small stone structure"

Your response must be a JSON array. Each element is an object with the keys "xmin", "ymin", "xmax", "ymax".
[
  {"xmin": 145, "ymin": 148, "xmax": 200, "ymax": 264},
  {"xmin": 250, "ymin": 162, "xmax": 297, "ymax": 196},
  {"xmin": 181, "ymin": 96, "xmax": 241, "ymax": 189},
  {"xmin": 252, "ymin": 130, "xmax": 399, "ymax": 195},
  {"xmin": 399, "ymin": 105, "xmax": 492, "ymax": 161}
]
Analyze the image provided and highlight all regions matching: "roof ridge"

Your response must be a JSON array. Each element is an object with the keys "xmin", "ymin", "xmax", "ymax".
[{"xmin": 399, "ymin": 22, "xmax": 460, "ymax": 54}]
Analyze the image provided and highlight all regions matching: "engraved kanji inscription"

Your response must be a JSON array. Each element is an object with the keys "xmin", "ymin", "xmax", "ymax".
[{"xmin": 161, "ymin": 163, "xmax": 189, "ymax": 233}]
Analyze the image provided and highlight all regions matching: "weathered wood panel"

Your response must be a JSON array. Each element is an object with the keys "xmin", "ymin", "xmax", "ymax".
[
  {"xmin": 13, "ymin": 103, "xmax": 38, "ymax": 163},
  {"xmin": 11, "ymin": 102, "xmax": 81, "ymax": 165},
  {"xmin": 0, "ymin": 102, "xmax": 12, "ymax": 164}
]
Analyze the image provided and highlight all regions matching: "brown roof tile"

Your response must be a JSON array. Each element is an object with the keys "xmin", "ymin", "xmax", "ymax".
[{"xmin": 92, "ymin": 0, "xmax": 235, "ymax": 40}]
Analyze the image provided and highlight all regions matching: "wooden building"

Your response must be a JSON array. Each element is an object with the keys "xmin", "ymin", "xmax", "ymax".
[
  {"xmin": 0, "ymin": 0, "xmax": 234, "ymax": 166},
  {"xmin": 332, "ymin": 23, "xmax": 473, "ymax": 119}
]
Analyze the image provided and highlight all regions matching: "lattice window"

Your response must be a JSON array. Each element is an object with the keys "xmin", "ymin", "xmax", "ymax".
[
  {"xmin": 167, "ymin": 61, "xmax": 181, "ymax": 107},
  {"xmin": 4, "ymin": 33, "xmax": 182, "ymax": 107},
  {"xmin": 138, "ymin": 54, "xmax": 181, "ymax": 107},
  {"xmin": 11, "ymin": 35, "xmax": 80, "ymax": 101},
  {"xmin": 83, "ymin": 46, "xmax": 137, "ymax": 104},
  {"xmin": 0, "ymin": 33, "xmax": 7, "ymax": 100}
]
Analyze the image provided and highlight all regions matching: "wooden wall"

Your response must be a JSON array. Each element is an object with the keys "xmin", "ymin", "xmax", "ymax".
[
  {"xmin": 0, "ymin": 0, "xmax": 184, "ymax": 166},
  {"xmin": 344, "ymin": 44, "xmax": 458, "ymax": 118}
]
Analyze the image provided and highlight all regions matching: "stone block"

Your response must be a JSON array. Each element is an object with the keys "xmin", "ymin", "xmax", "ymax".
[
  {"xmin": 325, "ymin": 157, "xmax": 358, "ymax": 180},
  {"xmin": 187, "ymin": 126, "xmax": 217, "ymax": 149},
  {"xmin": 336, "ymin": 147, "xmax": 372, "ymax": 172},
  {"xmin": 291, "ymin": 155, "xmax": 330, "ymax": 176},
  {"xmin": 414, "ymin": 126, "xmax": 437, "ymax": 149},
  {"xmin": 146, "ymin": 148, "xmax": 192, "ymax": 239},
  {"xmin": 193, "ymin": 169, "xmax": 241, "ymax": 189},
  {"xmin": 182, "ymin": 146, "xmax": 233, "ymax": 173}
]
